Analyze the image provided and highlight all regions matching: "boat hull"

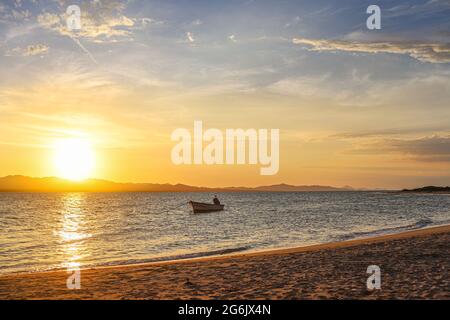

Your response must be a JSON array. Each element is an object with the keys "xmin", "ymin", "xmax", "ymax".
[{"xmin": 189, "ymin": 201, "xmax": 224, "ymax": 213}]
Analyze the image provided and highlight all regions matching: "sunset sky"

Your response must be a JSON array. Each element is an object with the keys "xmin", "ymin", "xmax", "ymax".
[{"xmin": 0, "ymin": 0, "xmax": 449, "ymax": 189}]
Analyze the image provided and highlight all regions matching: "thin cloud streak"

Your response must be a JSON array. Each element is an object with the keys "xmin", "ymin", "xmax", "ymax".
[
  {"xmin": 293, "ymin": 38, "xmax": 450, "ymax": 63},
  {"xmin": 69, "ymin": 35, "xmax": 97, "ymax": 64},
  {"xmin": 349, "ymin": 135, "xmax": 450, "ymax": 163}
]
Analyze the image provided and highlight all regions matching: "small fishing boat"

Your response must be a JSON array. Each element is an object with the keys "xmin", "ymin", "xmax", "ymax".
[{"xmin": 189, "ymin": 201, "xmax": 225, "ymax": 213}]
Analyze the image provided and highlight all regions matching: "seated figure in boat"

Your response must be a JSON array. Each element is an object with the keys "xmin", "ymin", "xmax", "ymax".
[{"xmin": 213, "ymin": 195, "xmax": 221, "ymax": 205}]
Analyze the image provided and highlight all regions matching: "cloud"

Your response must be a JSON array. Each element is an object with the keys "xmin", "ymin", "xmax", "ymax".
[
  {"xmin": 37, "ymin": 12, "xmax": 60, "ymax": 29},
  {"xmin": 284, "ymin": 16, "xmax": 301, "ymax": 28},
  {"xmin": 186, "ymin": 32, "xmax": 195, "ymax": 43},
  {"xmin": 293, "ymin": 37, "xmax": 450, "ymax": 63},
  {"xmin": 385, "ymin": 135, "xmax": 450, "ymax": 159},
  {"xmin": 350, "ymin": 135, "xmax": 450, "ymax": 163},
  {"xmin": 267, "ymin": 74, "xmax": 331, "ymax": 97},
  {"xmin": 37, "ymin": 12, "xmax": 135, "ymax": 40},
  {"xmin": 140, "ymin": 17, "xmax": 164, "ymax": 27},
  {"xmin": 68, "ymin": 36, "xmax": 97, "ymax": 63},
  {"xmin": 5, "ymin": 44, "xmax": 49, "ymax": 57},
  {"xmin": 36, "ymin": 3, "xmax": 137, "ymax": 63},
  {"xmin": 228, "ymin": 34, "xmax": 236, "ymax": 42},
  {"xmin": 37, "ymin": 1, "xmax": 136, "ymax": 42},
  {"xmin": 0, "ymin": 6, "xmax": 31, "ymax": 21},
  {"xmin": 23, "ymin": 44, "xmax": 49, "ymax": 56},
  {"xmin": 331, "ymin": 125, "xmax": 450, "ymax": 139}
]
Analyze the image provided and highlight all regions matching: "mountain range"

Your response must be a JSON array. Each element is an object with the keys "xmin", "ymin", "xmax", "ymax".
[
  {"xmin": 401, "ymin": 186, "xmax": 450, "ymax": 193},
  {"xmin": 0, "ymin": 175, "xmax": 355, "ymax": 192}
]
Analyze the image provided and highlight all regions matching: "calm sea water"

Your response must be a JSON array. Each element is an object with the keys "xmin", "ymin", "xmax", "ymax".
[{"xmin": 0, "ymin": 192, "xmax": 449, "ymax": 274}]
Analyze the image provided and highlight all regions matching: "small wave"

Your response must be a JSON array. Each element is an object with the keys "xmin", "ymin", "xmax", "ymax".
[
  {"xmin": 337, "ymin": 217, "xmax": 436, "ymax": 242},
  {"xmin": 414, "ymin": 218, "xmax": 434, "ymax": 228},
  {"xmin": 69, "ymin": 246, "xmax": 252, "ymax": 271},
  {"xmin": 100, "ymin": 246, "xmax": 252, "ymax": 267},
  {"xmin": 0, "ymin": 246, "xmax": 253, "ymax": 275}
]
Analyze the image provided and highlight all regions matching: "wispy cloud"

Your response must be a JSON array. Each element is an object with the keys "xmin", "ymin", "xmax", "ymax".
[
  {"xmin": 37, "ymin": 1, "xmax": 136, "ymax": 43},
  {"xmin": 68, "ymin": 36, "xmax": 97, "ymax": 63},
  {"xmin": 0, "ymin": 0, "xmax": 31, "ymax": 22},
  {"xmin": 186, "ymin": 31, "xmax": 195, "ymax": 43},
  {"xmin": 5, "ymin": 44, "xmax": 49, "ymax": 56},
  {"xmin": 23, "ymin": 44, "xmax": 49, "ymax": 56},
  {"xmin": 349, "ymin": 135, "xmax": 450, "ymax": 163},
  {"xmin": 140, "ymin": 17, "xmax": 164, "ymax": 27},
  {"xmin": 267, "ymin": 74, "xmax": 332, "ymax": 98},
  {"xmin": 228, "ymin": 34, "xmax": 236, "ymax": 42},
  {"xmin": 284, "ymin": 16, "xmax": 301, "ymax": 28},
  {"xmin": 386, "ymin": 135, "xmax": 450, "ymax": 160},
  {"xmin": 37, "ymin": 13, "xmax": 135, "ymax": 41},
  {"xmin": 293, "ymin": 38, "xmax": 450, "ymax": 63}
]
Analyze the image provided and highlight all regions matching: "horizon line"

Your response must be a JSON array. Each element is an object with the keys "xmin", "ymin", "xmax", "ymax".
[{"xmin": 0, "ymin": 174, "xmax": 420, "ymax": 191}]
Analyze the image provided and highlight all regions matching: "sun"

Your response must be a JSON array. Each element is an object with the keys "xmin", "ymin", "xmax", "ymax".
[{"xmin": 53, "ymin": 138, "xmax": 95, "ymax": 181}]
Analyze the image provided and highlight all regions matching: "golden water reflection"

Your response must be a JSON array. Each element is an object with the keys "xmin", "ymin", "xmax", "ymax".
[{"xmin": 57, "ymin": 193, "xmax": 91, "ymax": 270}]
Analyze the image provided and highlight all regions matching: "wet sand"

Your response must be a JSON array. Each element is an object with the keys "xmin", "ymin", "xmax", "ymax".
[{"xmin": 0, "ymin": 225, "xmax": 449, "ymax": 299}]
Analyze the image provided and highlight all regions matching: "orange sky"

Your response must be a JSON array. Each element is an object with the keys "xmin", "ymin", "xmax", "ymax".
[{"xmin": 1, "ymin": 0, "xmax": 449, "ymax": 189}]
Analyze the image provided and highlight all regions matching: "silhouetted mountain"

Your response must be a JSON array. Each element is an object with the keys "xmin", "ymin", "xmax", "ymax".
[
  {"xmin": 223, "ymin": 183, "xmax": 352, "ymax": 192},
  {"xmin": 402, "ymin": 186, "xmax": 450, "ymax": 193},
  {"xmin": 0, "ymin": 176, "xmax": 355, "ymax": 192}
]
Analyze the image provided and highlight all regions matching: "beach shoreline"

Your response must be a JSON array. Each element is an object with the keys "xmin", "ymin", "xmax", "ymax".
[{"xmin": 1, "ymin": 225, "xmax": 449, "ymax": 299}]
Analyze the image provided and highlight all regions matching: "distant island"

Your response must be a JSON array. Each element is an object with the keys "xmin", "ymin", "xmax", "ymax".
[
  {"xmin": 0, "ymin": 175, "xmax": 355, "ymax": 192},
  {"xmin": 401, "ymin": 186, "xmax": 450, "ymax": 193}
]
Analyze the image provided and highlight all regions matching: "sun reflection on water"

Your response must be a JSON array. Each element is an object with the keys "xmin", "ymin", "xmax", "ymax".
[{"xmin": 57, "ymin": 193, "xmax": 92, "ymax": 270}]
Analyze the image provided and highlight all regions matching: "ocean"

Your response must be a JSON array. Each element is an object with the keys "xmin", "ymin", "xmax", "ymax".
[{"xmin": 1, "ymin": 191, "xmax": 449, "ymax": 274}]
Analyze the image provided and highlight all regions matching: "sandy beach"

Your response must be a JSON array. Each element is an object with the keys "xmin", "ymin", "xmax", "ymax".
[{"xmin": 0, "ymin": 225, "xmax": 448, "ymax": 300}]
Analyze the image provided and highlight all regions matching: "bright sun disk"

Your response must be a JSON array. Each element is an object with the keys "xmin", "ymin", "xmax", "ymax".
[{"xmin": 53, "ymin": 138, "xmax": 95, "ymax": 181}]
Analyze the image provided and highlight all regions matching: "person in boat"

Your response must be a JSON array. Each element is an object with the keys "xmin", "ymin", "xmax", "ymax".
[{"xmin": 213, "ymin": 195, "xmax": 221, "ymax": 205}]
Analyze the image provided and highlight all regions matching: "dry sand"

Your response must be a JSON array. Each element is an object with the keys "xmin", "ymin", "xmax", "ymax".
[{"xmin": 0, "ymin": 225, "xmax": 448, "ymax": 299}]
